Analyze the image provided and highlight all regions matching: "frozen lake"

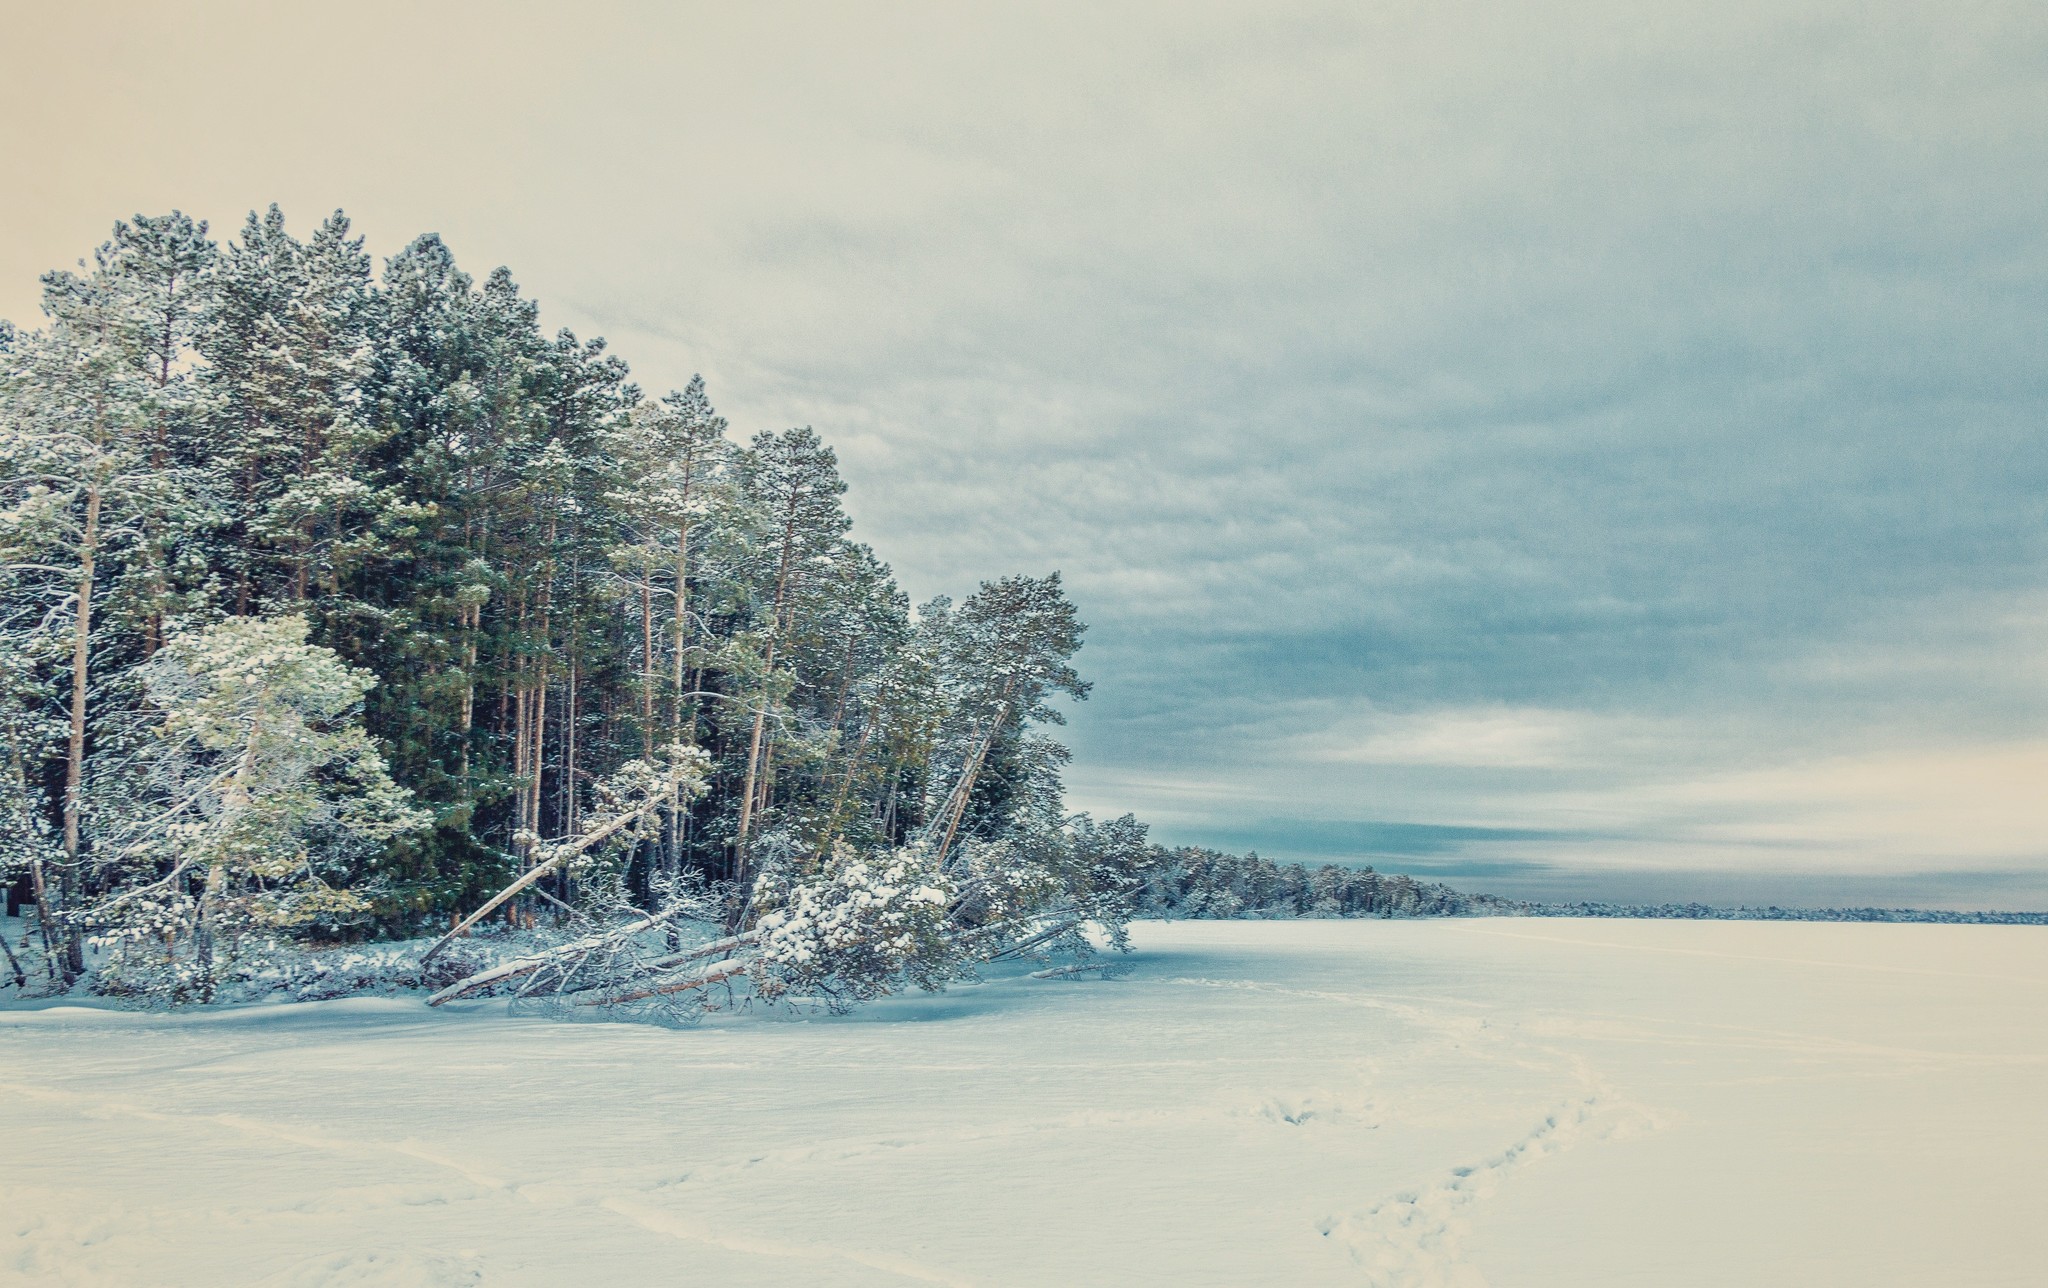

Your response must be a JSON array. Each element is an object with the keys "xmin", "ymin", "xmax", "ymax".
[{"xmin": 4, "ymin": 918, "xmax": 2043, "ymax": 1285}]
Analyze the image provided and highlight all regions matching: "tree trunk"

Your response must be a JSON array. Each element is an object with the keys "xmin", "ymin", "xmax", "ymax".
[
  {"xmin": 196, "ymin": 705, "xmax": 263, "ymax": 999},
  {"xmin": 530, "ymin": 519, "xmax": 555, "ymax": 856},
  {"xmin": 563, "ymin": 648, "xmax": 579, "ymax": 839},
  {"xmin": 458, "ymin": 603, "xmax": 477, "ymax": 790},
  {"xmin": 511, "ymin": 644, "xmax": 530, "ymax": 835},
  {"xmin": 0, "ymin": 924, "xmax": 26, "ymax": 990},
  {"xmin": 667, "ymin": 527, "xmax": 690, "ymax": 874},
  {"xmin": 26, "ymin": 854, "xmax": 60, "ymax": 984},
  {"xmin": 641, "ymin": 564, "xmax": 655, "ymax": 759},
  {"xmin": 671, "ymin": 529, "xmax": 688, "ymax": 741},
  {"xmin": 423, "ymin": 780, "xmax": 699, "ymax": 967},
  {"xmin": 580, "ymin": 956, "xmax": 751, "ymax": 1008},
  {"xmin": 529, "ymin": 661, "xmax": 549, "ymax": 848},
  {"xmin": 936, "ymin": 696, "xmax": 1010, "ymax": 866},
  {"xmin": 57, "ymin": 485, "xmax": 101, "ymax": 979},
  {"xmin": 733, "ymin": 497, "xmax": 801, "ymax": 875},
  {"xmin": 882, "ymin": 766, "xmax": 901, "ymax": 845},
  {"xmin": 194, "ymin": 860, "xmax": 225, "ymax": 995},
  {"xmin": 733, "ymin": 639, "xmax": 776, "ymax": 861},
  {"xmin": 812, "ymin": 721, "xmax": 874, "ymax": 863},
  {"xmin": 235, "ymin": 446, "xmax": 256, "ymax": 616}
]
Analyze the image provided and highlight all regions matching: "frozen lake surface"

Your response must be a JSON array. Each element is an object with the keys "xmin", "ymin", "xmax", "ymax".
[{"xmin": 4, "ymin": 918, "xmax": 2043, "ymax": 1286}]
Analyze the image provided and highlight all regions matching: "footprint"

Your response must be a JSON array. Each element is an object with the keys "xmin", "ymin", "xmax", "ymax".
[
  {"xmin": 1320, "ymin": 1094, "xmax": 1651, "ymax": 1287},
  {"xmin": 1249, "ymin": 1091, "xmax": 1382, "ymax": 1129},
  {"xmin": 265, "ymin": 1248, "xmax": 484, "ymax": 1287}
]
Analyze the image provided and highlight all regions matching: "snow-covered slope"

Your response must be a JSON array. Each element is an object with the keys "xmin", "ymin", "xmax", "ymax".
[{"xmin": 4, "ymin": 919, "xmax": 2042, "ymax": 1286}]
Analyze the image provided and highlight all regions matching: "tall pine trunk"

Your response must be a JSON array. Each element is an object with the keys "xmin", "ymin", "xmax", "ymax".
[
  {"xmin": 733, "ymin": 500, "xmax": 800, "ymax": 876},
  {"xmin": 641, "ymin": 564, "xmax": 655, "ymax": 759},
  {"xmin": 57, "ymin": 484, "xmax": 101, "ymax": 979},
  {"xmin": 936, "ymin": 687, "xmax": 1014, "ymax": 865}
]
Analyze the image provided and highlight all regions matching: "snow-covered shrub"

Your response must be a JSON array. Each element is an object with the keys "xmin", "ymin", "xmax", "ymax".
[{"xmin": 751, "ymin": 843, "xmax": 960, "ymax": 1005}]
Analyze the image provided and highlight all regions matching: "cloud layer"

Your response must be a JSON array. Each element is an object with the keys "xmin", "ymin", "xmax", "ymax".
[{"xmin": 6, "ymin": 1, "xmax": 2046, "ymax": 904}]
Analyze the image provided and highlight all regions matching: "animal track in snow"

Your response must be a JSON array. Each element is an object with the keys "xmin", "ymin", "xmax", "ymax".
[
  {"xmin": 266, "ymin": 1247, "xmax": 484, "ymax": 1287},
  {"xmin": 1319, "ymin": 1093, "xmax": 1657, "ymax": 1287},
  {"xmin": 1248, "ymin": 1090, "xmax": 1383, "ymax": 1130}
]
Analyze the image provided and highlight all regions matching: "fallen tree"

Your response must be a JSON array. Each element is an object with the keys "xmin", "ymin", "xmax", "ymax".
[
  {"xmin": 419, "ymin": 744, "xmax": 711, "ymax": 966},
  {"xmin": 424, "ymin": 805, "xmax": 1156, "ymax": 1023},
  {"xmin": 420, "ymin": 572, "xmax": 1153, "ymax": 1024}
]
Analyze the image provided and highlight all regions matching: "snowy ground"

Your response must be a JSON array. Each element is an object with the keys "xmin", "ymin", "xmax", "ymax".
[{"xmin": 4, "ymin": 918, "xmax": 2043, "ymax": 1286}]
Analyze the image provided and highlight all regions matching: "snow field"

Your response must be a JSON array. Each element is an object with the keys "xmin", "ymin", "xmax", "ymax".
[{"xmin": 4, "ymin": 918, "xmax": 2044, "ymax": 1286}]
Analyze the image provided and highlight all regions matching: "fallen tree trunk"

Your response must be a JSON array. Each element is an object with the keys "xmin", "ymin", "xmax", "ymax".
[
  {"xmin": 0, "ymin": 930, "xmax": 26, "ymax": 990},
  {"xmin": 426, "ymin": 925, "xmax": 756, "ymax": 1007},
  {"xmin": 1029, "ymin": 961, "xmax": 1115, "ymax": 980},
  {"xmin": 594, "ymin": 932, "xmax": 757, "ymax": 983},
  {"xmin": 422, "ymin": 757, "xmax": 701, "ymax": 966},
  {"xmin": 577, "ymin": 955, "xmax": 753, "ymax": 1008}
]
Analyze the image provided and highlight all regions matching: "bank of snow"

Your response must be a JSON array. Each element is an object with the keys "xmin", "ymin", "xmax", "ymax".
[{"xmin": 4, "ymin": 919, "xmax": 2043, "ymax": 1286}]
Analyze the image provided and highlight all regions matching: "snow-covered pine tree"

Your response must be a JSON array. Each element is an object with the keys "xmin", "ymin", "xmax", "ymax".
[
  {"xmin": 103, "ymin": 212, "xmax": 217, "ymax": 654},
  {"xmin": 0, "ymin": 239, "xmax": 211, "ymax": 979},
  {"xmin": 603, "ymin": 376, "xmax": 732, "ymax": 878},
  {"xmin": 86, "ymin": 615, "xmax": 426, "ymax": 1001},
  {"xmin": 729, "ymin": 426, "xmax": 853, "ymax": 890},
  {"xmin": 921, "ymin": 572, "xmax": 1090, "ymax": 865},
  {"xmin": 198, "ymin": 207, "xmax": 401, "ymax": 618}
]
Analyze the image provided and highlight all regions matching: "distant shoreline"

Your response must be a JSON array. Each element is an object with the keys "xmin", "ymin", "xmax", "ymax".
[
  {"xmin": 1482, "ymin": 898, "xmax": 2048, "ymax": 925},
  {"xmin": 1140, "ymin": 851, "xmax": 2048, "ymax": 925}
]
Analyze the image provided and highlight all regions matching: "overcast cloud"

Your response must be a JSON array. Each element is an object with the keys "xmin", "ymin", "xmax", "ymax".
[{"xmin": 6, "ymin": 1, "xmax": 2046, "ymax": 905}]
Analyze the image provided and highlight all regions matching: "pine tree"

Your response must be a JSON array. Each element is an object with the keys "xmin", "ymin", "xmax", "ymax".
[
  {"xmin": 104, "ymin": 212, "xmax": 217, "ymax": 653},
  {"xmin": 86, "ymin": 615, "xmax": 425, "ymax": 1000},
  {"xmin": 728, "ymin": 426, "xmax": 852, "ymax": 888},
  {"xmin": 198, "ymin": 207, "xmax": 393, "ymax": 617},
  {"xmin": 923, "ymin": 573, "xmax": 1090, "ymax": 863},
  {"xmin": 0, "ymin": 240, "xmax": 209, "ymax": 977}
]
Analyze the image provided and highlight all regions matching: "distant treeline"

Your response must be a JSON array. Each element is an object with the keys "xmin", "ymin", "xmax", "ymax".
[
  {"xmin": 1135, "ymin": 848, "xmax": 2048, "ymax": 926},
  {"xmin": 1509, "ymin": 901, "xmax": 2048, "ymax": 925},
  {"xmin": 1137, "ymin": 848, "xmax": 1498, "ymax": 919}
]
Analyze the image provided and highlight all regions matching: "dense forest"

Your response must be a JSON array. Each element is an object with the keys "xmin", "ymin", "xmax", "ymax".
[
  {"xmin": 0, "ymin": 207, "xmax": 1121, "ymax": 1004},
  {"xmin": 0, "ymin": 207, "xmax": 1495, "ymax": 1012}
]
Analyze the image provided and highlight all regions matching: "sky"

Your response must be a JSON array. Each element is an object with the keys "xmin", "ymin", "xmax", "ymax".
[{"xmin": 5, "ymin": 1, "xmax": 2046, "ymax": 907}]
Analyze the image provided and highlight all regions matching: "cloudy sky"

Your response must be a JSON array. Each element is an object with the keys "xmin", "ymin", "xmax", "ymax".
[{"xmin": 7, "ymin": 2, "xmax": 2046, "ymax": 906}]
